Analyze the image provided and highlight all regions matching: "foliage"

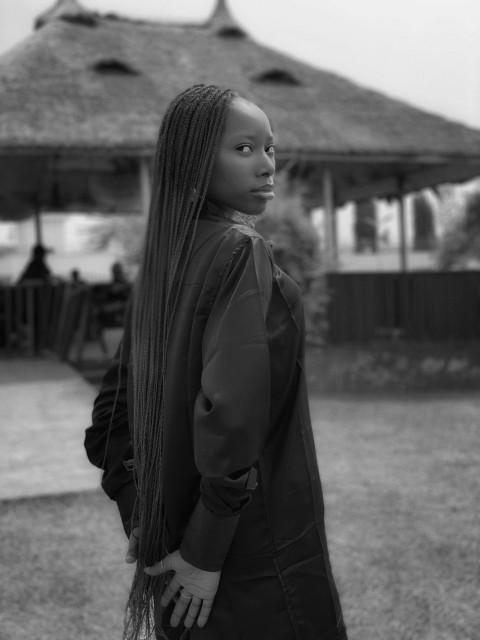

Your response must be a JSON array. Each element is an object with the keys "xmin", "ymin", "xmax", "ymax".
[
  {"xmin": 412, "ymin": 192, "xmax": 436, "ymax": 251},
  {"xmin": 465, "ymin": 189, "xmax": 480, "ymax": 231},
  {"xmin": 436, "ymin": 188, "xmax": 480, "ymax": 269},
  {"xmin": 353, "ymin": 199, "xmax": 377, "ymax": 253},
  {"xmin": 254, "ymin": 174, "xmax": 329, "ymax": 344},
  {"xmin": 81, "ymin": 214, "xmax": 146, "ymax": 279}
]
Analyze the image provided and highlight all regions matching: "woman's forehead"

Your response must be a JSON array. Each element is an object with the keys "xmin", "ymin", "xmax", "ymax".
[{"xmin": 223, "ymin": 97, "xmax": 273, "ymax": 137}]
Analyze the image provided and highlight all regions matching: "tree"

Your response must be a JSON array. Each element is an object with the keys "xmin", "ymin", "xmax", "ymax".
[
  {"xmin": 436, "ymin": 189, "xmax": 480, "ymax": 269},
  {"xmin": 254, "ymin": 174, "xmax": 329, "ymax": 344},
  {"xmin": 465, "ymin": 189, "xmax": 480, "ymax": 232},
  {"xmin": 413, "ymin": 192, "xmax": 436, "ymax": 251},
  {"xmin": 353, "ymin": 199, "xmax": 377, "ymax": 253}
]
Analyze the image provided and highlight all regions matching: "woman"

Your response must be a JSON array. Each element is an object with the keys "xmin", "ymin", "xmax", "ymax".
[{"xmin": 85, "ymin": 84, "xmax": 347, "ymax": 640}]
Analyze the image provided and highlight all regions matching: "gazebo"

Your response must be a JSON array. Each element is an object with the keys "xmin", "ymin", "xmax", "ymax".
[{"xmin": 1, "ymin": 0, "xmax": 480, "ymax": 270}]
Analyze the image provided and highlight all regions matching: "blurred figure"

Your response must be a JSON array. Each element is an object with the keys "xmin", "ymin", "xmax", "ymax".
[
  {"xmin": 94, "ymin": 261, "xmax": 131, "ymax": 329},
  {"xmin": 111, "ymin": 261, "xmax": 128, "ymax": 283},
  {"xmin": 70, "ymin": 268, "xmax": 85, "ymax": 287},
  {"xmin": 109, "ymin": 261, "xmax": 130, "ymax": 300},
  {"xmin": 15, "ymin": 244, "xmax": 55, "ymax": 354},
  {"xmin": 17, "ymin": 244, "xmax": 52, "ymax": 283}
]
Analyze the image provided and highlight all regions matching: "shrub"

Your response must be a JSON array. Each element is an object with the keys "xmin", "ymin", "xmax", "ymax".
[
  {"xmin": 353, "ymin": 199, "xmax": 377, "ymax": 253},
  {"xmin": 253, "ymin": 174, "xmax": 329, "ymax": 344},
  {"xmin": 413, "ymin": 192, "xmax": 436, "ymax": 251},
  {"xmin": 436, "ymin": 188, "xmax": 480, "ymax": 269}
]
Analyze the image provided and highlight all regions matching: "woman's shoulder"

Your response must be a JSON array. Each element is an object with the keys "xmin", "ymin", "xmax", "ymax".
[
  {"xmin": 197, "ymin": 216, "xmax": 272, "ymax": 259},
  {"xmin": 222, "ymin": 223, "xmax": 275, "ymax": 276},
  {"xmin": 191, "ymin": 218, "xmax": 274, "ymax": 289}
]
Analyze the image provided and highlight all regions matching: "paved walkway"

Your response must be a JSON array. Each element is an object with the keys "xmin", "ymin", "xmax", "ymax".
[{"xmin": 0, "ymin": 358, "xmax": 103, "ymax": 500}]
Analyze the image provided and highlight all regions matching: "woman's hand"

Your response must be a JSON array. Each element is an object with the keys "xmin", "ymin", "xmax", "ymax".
[
  {"xmin": 145, "ymin": 550, "xmax": 220, "ymax": 629},
  {"xmin": 125, "ymin": 526, "xmax": 140, "ymax": 564}
]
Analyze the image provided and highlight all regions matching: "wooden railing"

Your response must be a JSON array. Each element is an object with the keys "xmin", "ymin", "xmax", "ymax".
[
  {"xmin": 326, "ymin": 271, "xmax": 480, "ymax": 343},
  {"xmin": 2, "ymin": 272, "xmax": 479, "ymax": 356},
  {"xmin": 0, "ymin": 280, "xmax": 131, "ymax": 361},
  {"xmin": 0, "ymin": 281, "xmax": 93, "ymax": 359}
]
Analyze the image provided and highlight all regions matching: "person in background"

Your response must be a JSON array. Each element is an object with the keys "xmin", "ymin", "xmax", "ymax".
[
  {"xmin": 17, "ymin": 244, "xmax": 52, "ymax": 283},
  {"xmin": 111, "ymin": 260, "xmax": 128, "ymax": 285},
  {"xmin": 84, "ymin": 84, "xmax": 348, "ymax": 640},
  {"xmin": 107, "ymin": 261, "xmax": 131, "ymax": 303},
  {"xmin": 70, "ymin": 268, "xmax": 85, "ymax": 287}
]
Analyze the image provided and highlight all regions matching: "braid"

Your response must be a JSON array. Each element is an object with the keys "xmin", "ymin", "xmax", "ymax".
[{"xmin": 124, "ymin": 84, "xmax": 234, "ymax": 640}]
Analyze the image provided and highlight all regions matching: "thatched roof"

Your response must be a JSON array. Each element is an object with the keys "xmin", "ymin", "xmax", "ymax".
[{"xmin": 1, "ymin": 0, "xmax": 480, "ymax": 203}]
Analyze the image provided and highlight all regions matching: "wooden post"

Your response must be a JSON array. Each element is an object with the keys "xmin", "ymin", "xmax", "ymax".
[
  {"xmin": 322, "ymin": 169, "xmax": 337, "ymax": 271},
  {"xmin": 33, "ymin": 203, "xmax": 43, "ymax": 246},
  {"xmin": 139, "ymin": 156, "xmax": 151, "ymax": 216},
  {"xmin": 398, "ymin": 193, "xmax": 408, "ymax": 272}
]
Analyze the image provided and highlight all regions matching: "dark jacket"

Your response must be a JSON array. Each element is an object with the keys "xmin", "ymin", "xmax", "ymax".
[{"xmin": 85, "ymin": 210, "xmax": 347, "ymax": 640}]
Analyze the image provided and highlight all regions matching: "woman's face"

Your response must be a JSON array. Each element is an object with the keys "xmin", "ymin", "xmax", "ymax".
[{"xmin": 206, "ymin": 97, "xmax": 275, "ymax": 216}]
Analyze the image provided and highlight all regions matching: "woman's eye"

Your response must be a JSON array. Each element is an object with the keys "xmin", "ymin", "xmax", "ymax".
[
  {"xmin": 266, "ymin": 144, "xmax": 276, "ymax": 155},
  {"xmin": 237, "ymin": 144, "xmax": 253, "ymax": 153}
]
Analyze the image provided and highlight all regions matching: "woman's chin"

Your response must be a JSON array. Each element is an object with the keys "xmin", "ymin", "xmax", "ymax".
[{"xmin": 240, "ymin": 201, "xmax": 271, "ymax": 217}]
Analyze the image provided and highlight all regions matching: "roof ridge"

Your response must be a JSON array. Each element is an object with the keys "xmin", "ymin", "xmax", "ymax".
[
  {"xmin": 34, "ymin": 0, "xmax": 209, "ymax": 31},
  {"xmin": 35, "ymin": 0, "xmax": 93, "ymax": 30},
  {"xmin": 205, "ymin": 0, "xmax": 247, "ymax": 37},
  {"xmin": 207, "ymin": 0, "xmax": 236, "ymax": 28},
  {"xmin": 33, "ymin": 0, "xmax": 249, "ymax": 34}
]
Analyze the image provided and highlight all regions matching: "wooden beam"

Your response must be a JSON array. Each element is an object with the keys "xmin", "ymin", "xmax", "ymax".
[
  {"xmin": 402, "ymin": 164, "xmax": 480, "ymax": 191},
  {"xmin": 329, "ymin": 164, "xmax": 480, "ymax": 205},
  {"xmin": 322, "ymin": 169, "xmax": 337, "ymax": 271},
  {"xmin": 398, "ymin": 193, "xmax": 408, "ymax": 272},
  {"xmin": 339, "ymin": 176, "xmax": 399, "ymax": 204},
  {"xmin": 33, "ymin": 204, "xmax": 43, "ymax": 246},
  {"xmin": 274, "ymin": 151, "xmax": 480, "ymax": 165}
]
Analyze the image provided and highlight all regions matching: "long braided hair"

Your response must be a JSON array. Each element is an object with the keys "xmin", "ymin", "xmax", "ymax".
[{"xmin": 125, "ymin": 84, "xmax": 234, "ymax": 639}]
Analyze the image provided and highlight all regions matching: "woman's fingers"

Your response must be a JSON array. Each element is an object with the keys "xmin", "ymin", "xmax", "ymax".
[
  {"xmin": 160, "ymin": 577, "xmax": 181, "ymax": 608},
  {"xmin": 144, "ymin": 557, "xmax": 168, "ymax": 576},
  {"xmin": 169, "ymin": 590, "xmax": 193, "ymax": 627},
  {"xmin": 125, "ymin": 527, "xmax": 139, "ymax": 564},
  {"xmin": 170, "ymin": 592, "xmax": 210, "ymax": 630},
  {"xmin": 197, "ymin": 598, "xmax": 214, "ymax": 628},
  {"xmin": 146, "ymin": 550, "xmax": 220, "ymax": 628},
  {"xmin": 183, "ymin": 596, "xmax": 202, "ymax": 629},
  {"xmin": 161, "ymin": 583, "xmax": 214, "ymax": 629}
]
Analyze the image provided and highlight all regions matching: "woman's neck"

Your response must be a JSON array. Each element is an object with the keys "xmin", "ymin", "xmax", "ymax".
[
  {"xmin": 203, "ymin": 201, "xmax": 256, "ymax": 228},
  {"xmin": 205, "ymin": 200, "xmax": 236, "ymax": 220}
]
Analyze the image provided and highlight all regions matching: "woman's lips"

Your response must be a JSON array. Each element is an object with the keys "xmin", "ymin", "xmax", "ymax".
[
  {"xmin": 252, "ymin": 191, "xmax": 275, "ymax": 201},
  {"xmin": 251, "ymin": 184, "xmax": 275, "ymax": 200}
]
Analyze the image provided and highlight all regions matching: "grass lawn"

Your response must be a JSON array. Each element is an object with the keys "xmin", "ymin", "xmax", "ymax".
[
  {"xmin": 312, "ymin": 393, "xmax": 480, "ymax": 640},
  {"xmin": 1, "ymin": 392, "xmax": 479, "ymax": 640}
]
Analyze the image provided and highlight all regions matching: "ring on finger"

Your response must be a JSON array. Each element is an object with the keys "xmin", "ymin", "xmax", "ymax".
[{"xmin": 180, "ymin": 591, "xmax": 193, "ymax": 601}]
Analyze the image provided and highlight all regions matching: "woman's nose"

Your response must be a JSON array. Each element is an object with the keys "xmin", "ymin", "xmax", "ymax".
[{"xmin": 258, "ymin": 152, "xmax": 275, "ymax": 177}]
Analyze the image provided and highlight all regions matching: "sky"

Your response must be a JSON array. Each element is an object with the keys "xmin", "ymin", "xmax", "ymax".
[{"xmin": 0, "ymin": 0, "xmax": 479, "ymax": 129}]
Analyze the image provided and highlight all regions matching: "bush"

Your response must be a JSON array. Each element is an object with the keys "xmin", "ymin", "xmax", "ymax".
[
  {"xmin": 253, "ymin": 175, "xmax": 329, "ymax": 344},
  {"xmin": 413, "ymin": 192, "xmax": 436, "ymax": 251},
  {"xmin": 436, "ymin": 189, "xmax": 480, "ymax": 269},
  {"xmin": 353, "ymin": 199, "xmax": 377, "ymax": 253}
]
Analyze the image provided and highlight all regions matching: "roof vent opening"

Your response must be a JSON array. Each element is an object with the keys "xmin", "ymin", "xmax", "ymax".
[
  {"xmin": 59, "ymin": 13, "xmax": 97, "ymax": 27},
  {"xmin": 254, "ymin": 68, "xmax": 301, "ymax": 86},
  {"xmin": 216, "ymin": 26, "xmax": 246, "ymax": 38},
  {"xmin": 93, "ymin": 60, "xmax": 139, "ymax": 76}
]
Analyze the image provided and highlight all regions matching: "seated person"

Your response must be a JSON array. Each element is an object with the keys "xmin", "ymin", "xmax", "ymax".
[{"xmin": 17, "ymin": 244, "xmax": 52, "ymax": 283}]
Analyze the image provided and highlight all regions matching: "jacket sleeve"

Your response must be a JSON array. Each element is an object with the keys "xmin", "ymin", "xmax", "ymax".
[
  {"xmin": 180, "ymin": 234, "xmax": 273, "ymax": 571},
  {"xmin": 84, "ymin": 336, "xmax": 137, "ymax": 537}
]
